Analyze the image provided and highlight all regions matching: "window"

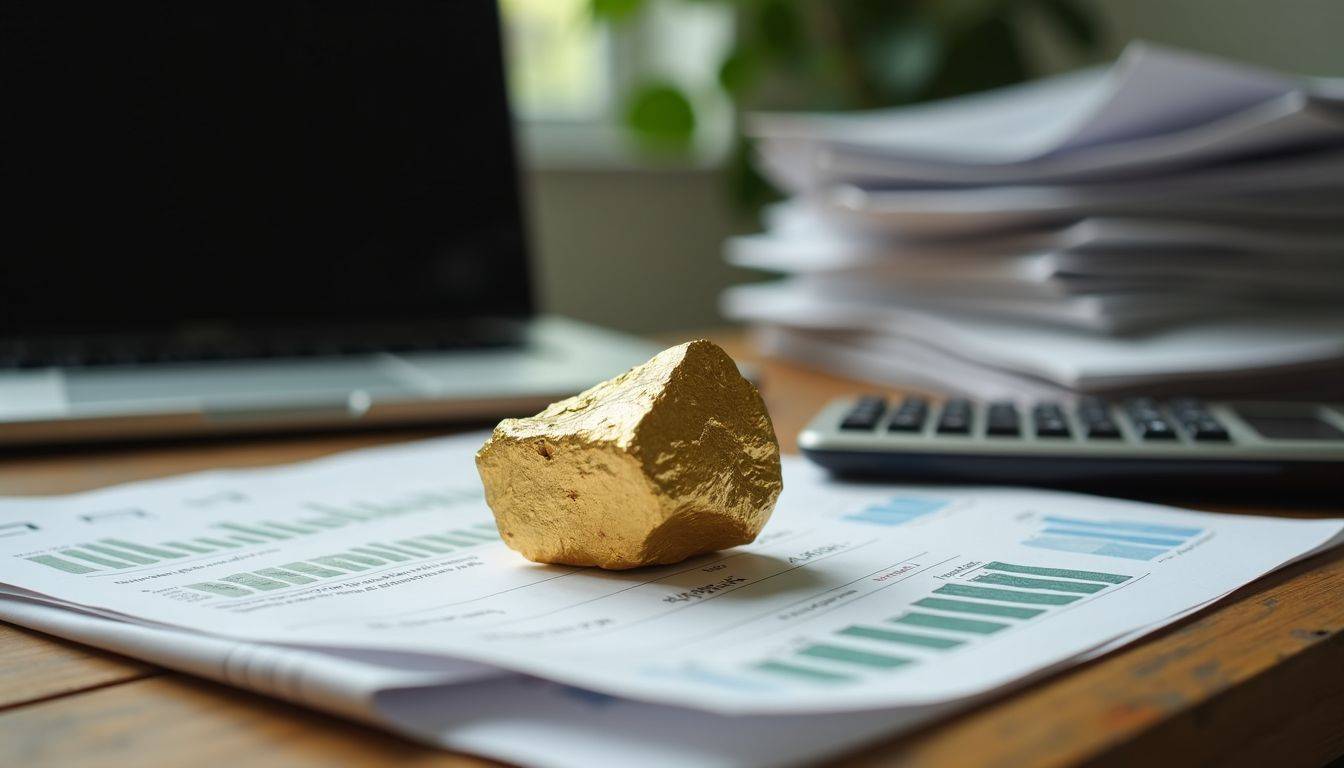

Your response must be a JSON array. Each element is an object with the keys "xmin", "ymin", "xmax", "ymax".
[{"xmin": 499, "ymin": 0, "xmax": 733, "ymax": 167}]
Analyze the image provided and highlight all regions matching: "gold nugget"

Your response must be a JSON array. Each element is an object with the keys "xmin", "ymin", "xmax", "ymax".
[{"xmin": 475, "ymin": 340, "xmax": 782, "ymax": 569}]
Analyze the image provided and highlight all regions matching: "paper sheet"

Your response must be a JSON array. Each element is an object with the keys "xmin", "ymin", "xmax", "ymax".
[
  {"xmin": 750, "ymin": 42, "xmax": 1344, "ymax": 188},
  {"xmin": 722, "ymin": 282, "xmax": 1344, "ymax": 389},
  {"xmin": 3, "ymin": 434, "xmax": 1340, "ymax": 716}
]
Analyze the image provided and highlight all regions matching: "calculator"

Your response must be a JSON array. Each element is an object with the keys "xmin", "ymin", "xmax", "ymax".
[{"xmin": 799, "ymin": 396, "xmax": 1344, "ymax": 491}]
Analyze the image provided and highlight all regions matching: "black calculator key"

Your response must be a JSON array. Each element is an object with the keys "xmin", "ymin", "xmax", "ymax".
[
  {"xmin": 1188, "ymin": 418, "xmax": 1230, "ymax": 442},
  {"xmin": 1136, "ymin": 418, "xmax": 1178, "ymax": 440},
  {"xmin": 986, "ymin": 402, "xmax": 1020, "ymax": 436},
  {"xmin": 1084, "ymin": 420, "xmax": 1122, "ymax": 439},
  {"xmin": 936, "ymin": 399, "xmax": 972, "ymax": 434},
  {"xmin": 840, "ymin": 396, "xmax": 887, "ymax": 431},
  {"xmin": 886, "ymin": 396, "xmax": 928, "ymax": 432},
  {"xmin": 1032, "ymin": 403, "xmax": 1071, "ymax": 437}
]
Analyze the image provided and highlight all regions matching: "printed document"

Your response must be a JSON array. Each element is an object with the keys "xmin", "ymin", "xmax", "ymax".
[{"xmin": 3, "ymin": 433, "xmax": 1340, "ymax": 718}]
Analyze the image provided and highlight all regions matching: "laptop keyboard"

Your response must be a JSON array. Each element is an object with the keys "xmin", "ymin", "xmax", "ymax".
[{"xmin": 0, "ymin": 322, "xmax": 524, "ymax": 369}]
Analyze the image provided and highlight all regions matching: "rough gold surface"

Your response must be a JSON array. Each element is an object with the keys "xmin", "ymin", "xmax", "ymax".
[{"xmin": 475, "ymin": 340, "xmax": 783, "ymax": 569}]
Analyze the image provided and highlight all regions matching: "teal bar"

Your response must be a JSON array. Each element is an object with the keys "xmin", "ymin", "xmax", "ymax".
[
  {"xmin": 399, "ymin": 538, "xmax": 452, "ymax": 554},
  {"xmin": 261, "ymin": 521, "xmax": 319, "ymax": 535},
  {"xmin": 337, "ymin": 552, "xmax": 386, "ymax": 566},
  {"xmin": 255, "ymin": 567, "xmax": 317, "ymax": 585},
  {"xmin": 471, "ymin": 522, "xmax": 498, "ymax": 531},
  {"xmin": 389, "ymin": 540, "xmax": 440, "ymax": 555},
  {"xmin": 353, "ymin": 546, "xmax": 410, "ymax": 562},
  {"xmin": 984, "ymin": 561, "xmax": 1130, "ymax": 584},
  {"xmin": 312, "ymin": 555, "xmax": 369, "ymax": 571},
  {"xmin": 839, "ymin": 625, "xmax": 963, "ymax": 650},
  {"xmin": 225, "ymin": 534, "xmax": 266, "ymax": 545},
  {"xmin": 298, "ymin": 517, "xmax": 346, "ymax": 529},
  {"xmin": 282, "ymin": 561, "xmax": 346, "ymax": 578},
  {"xmin": 913, "ymin": 597, "xmax": 1044, "ymax": 620},
  {"xmin": 83, "ymin": 543, "xmax": 155, "ymax": 564},
  {"xmin": 185, "ymin": 582, "xmax": 252, "ymax": 597},
  {"xmin": 973, "ymin": 573, "xmax": 1106, "ymax": 594},
  {"xmin": 369, "ymin": 542, "xmax": 428, "ymax": 558},
  {"xmin": 100, "ymin": 538, "xmax": 185, "ymax": 559},
  {"xmin": 215, "ymin": 522, "xmax": 289, "ymax": 540},
  {"xmin": 753, "ymin": 661, "xmax": 853, "ymax": 683},
  {"xmin": 798, "ymin": 644, "xmax": 912, "ymax": 669},
  {"xmin": 934, "ymin": 583, "xmax": 1081, "ymax": 605},
  {"xmin": 220, "ymin": 573, "xmax": 290, "ymax": 591},
  {"xmin": 26, "ymin": 555, "xmax": 97, "ymax": 574},
  {"xmin": 195, "ymin": 537, "xmax": 239, "ymax": 549},
  {"xmin": 162, "ymin": 540, "xmax": 213, "ymax": 554},
  {"xmin": 893, "ymin": 612, "xmax": 1008, "ymax": 635},
  {"xmin": 62, "ymin": 549, "xmax": 136, "ymax": 568},
  {"xmin": 409, "ymin": 537, "xmax": 457, "ymax": 552}
]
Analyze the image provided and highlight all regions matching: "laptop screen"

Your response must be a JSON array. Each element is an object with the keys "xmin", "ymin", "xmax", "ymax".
[{"xmin": 1, "ymin": 1, "xmax": 531, "ymax": 335}]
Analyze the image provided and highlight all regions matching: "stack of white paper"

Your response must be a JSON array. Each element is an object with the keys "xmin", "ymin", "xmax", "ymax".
[
  {"xmin": 724, "ymin": 42, "xmax": 1344, "ymax": 398},
  {"xmin": 2, "ymin": 434, "xmax": 1342, "ymax": 766}
]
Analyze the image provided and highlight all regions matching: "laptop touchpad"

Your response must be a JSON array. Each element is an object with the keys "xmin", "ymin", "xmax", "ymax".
[{"xmin": 64, "ymin": 359, "xmax": 416, "ymax": 406}]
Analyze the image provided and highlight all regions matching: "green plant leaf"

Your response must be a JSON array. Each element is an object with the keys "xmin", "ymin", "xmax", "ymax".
[
  {"xmin": 624, "ymin": 82, "xmax": 697, "ymax": 151},
  {"xmin": 590, "ymin": 0, "xmax": 645, "ymax": 22},
  {"xmin": 718, "ymin": 44, "xmax": 761, "ymax": 97},
  {"xmin": 1032, "ymin": 0, "xmax": 1101, "ymax": 50}
]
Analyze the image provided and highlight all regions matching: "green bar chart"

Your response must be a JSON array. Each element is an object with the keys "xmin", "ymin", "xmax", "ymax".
[
  {"xmin": 22, "ymin": 512, "xmax": 499, "ymax": 576},
  {"xmin": 180, "ymin": 526, "xmax": 499, "ymax": 598},
  {"xmin": 748, "ymin": 560, "xmax": 1133, "ymax": 686}
]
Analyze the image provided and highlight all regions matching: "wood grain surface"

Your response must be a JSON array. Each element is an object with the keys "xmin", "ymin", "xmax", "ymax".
[{"xmin": 1, "ymin": 330, "xmax": 1341, "ymax": 768}]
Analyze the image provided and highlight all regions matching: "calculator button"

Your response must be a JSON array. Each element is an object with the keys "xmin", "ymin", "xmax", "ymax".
[
  {"xmin": 985, "ymin": 402, "xmax": 1020, "ymax": 436},
  {"xmin": 936, "ymin": 399, "xmax": 972, "ymax": 434},
  {"xmin": 1084, "ymin": 420, "xmax": 1122, "ymax": 439},
  {"xmin": 1032, "ymin": 403, "xmax": 1071, "ymax": 437},
  {"xmin": 840, "ymin": 396, "xmax": 887, "ymax": 431},
  {"xmin": 1136, "ymin": 418, "xmax": 1178, "ymax": 440},
  {"xmin": 1188, "ymin": 418, "xmax": 1230, "ymax": 442},
  {"xmin": 1076, "ymin": 399, "xmax": 1120, "ymax": 439},
  {"xmin": 886, "ymin": 397, "xmax": 928, "ymax": 432}
]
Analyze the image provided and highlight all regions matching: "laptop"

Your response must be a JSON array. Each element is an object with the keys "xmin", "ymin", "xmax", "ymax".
[{"xmin": 0, "ymin": 2, "xmax": 656, "ymax": 446}]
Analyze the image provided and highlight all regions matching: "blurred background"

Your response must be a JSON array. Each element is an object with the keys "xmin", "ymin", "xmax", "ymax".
[{"xmin": 500, "ymin": 0, "xmax": 1344, "ymax": 335}]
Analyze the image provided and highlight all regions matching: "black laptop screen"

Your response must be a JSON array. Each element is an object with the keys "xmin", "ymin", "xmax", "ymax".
[{"xmin": 1, "ymin": 1, "xmax": 531, "ymax": 334}]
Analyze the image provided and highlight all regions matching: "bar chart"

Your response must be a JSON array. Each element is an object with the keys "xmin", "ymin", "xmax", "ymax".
[
  {"xmin": 843, "ymin": 496, "xmax": 949, "ymax": 527},
  {"xmin": 182, "ymin": 523, "xmax": 501, "ymax": 598},
  {"xmin": 1022, "ymin": 515, "xmax": 1204, "ymax": 561},
  {"xmin": 22, "ymin": 489, "xmax": 480, "ymax": 576},
  {"xmin": 747, "ymin": 560, "xmax": 1132, "ymax": 685}
]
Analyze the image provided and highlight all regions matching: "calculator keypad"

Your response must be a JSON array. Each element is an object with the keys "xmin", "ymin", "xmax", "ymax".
[{"xmin": 834, "ymin": 396, "xmax": 1237, "ymax": 444}]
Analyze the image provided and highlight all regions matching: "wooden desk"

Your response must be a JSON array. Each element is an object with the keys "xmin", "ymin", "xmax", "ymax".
[{"xmin": 3, "ymin": 334, "xmax": 1343, "ymax": 768}]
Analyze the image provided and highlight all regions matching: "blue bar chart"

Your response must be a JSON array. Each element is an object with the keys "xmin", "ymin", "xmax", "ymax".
[
  {"xmin": 843, "ymin": 496, "xmax": 949, "ymax": 527},
  {"xmin": 1022, "ymin": 515, "xmax": 1203, "ymax": 560}
]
